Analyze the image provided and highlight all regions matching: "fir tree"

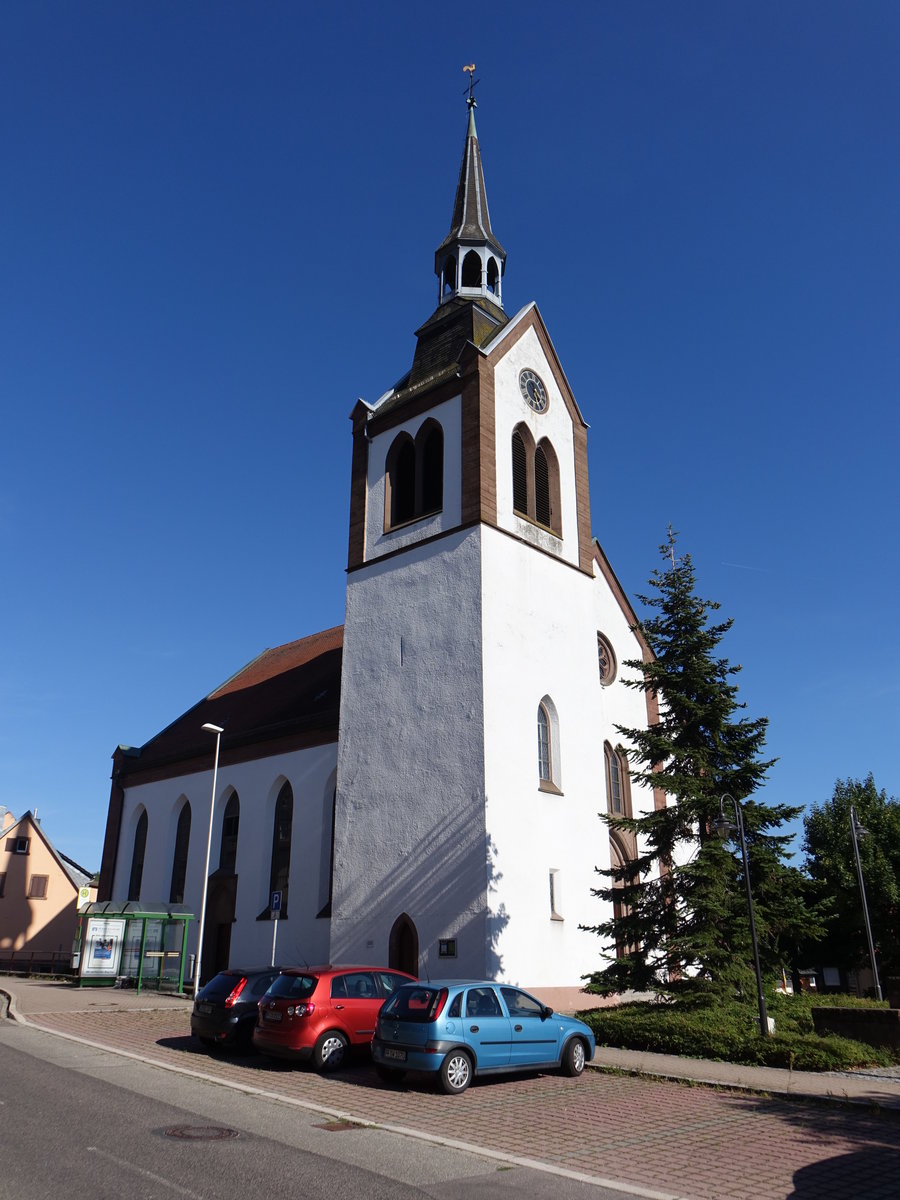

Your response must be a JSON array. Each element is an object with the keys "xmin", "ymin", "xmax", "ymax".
[{"xmin": 583, "ymin": 529, "xmax": 811, "ymax": 1003}]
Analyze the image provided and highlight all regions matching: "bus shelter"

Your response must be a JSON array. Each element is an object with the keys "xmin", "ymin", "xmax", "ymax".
[{"xmin": 74, "ymin": 901, "xmax": 193, "ymax": 994}]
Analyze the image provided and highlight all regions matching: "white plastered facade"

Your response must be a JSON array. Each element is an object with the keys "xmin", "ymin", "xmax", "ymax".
[{"xmin": 329, "ymin": 304, "xmax": 658, "ymax": 997}]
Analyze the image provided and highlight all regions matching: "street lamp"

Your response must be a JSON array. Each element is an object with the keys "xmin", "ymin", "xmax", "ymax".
[
  {"xmin": 850, "ymin": 805, "xmax": 882, "ymax": 1002},
  {"xmin": 714, "ymin": 794, "xmax": 769, "ymax": 1038},
  {"xmin": 194, "ymin": 722, "xmax": 224, "ymax": 999}
]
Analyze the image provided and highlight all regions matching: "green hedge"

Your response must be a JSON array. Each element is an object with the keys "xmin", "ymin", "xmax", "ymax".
[{"xmin": 577, "ymin": 995, "xmax": 896, "ymax": 1071}]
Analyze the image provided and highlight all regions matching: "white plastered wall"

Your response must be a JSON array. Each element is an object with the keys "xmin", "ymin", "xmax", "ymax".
[
  {"xmin": 331, "ymin": 526, "xmax": 491, "ymax": 978},
  {"xmin": 112, "ymin": 743, "xmax": 338, "ymax": 968},
  {"xmin": 492, "ymin": 323, "xmax": 581, "ymax": 568}
]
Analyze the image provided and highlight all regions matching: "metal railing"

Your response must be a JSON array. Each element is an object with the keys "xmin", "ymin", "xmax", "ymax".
[{"xmin": 0, "ymin": 950, "xmax": 73, "ymax": 977}]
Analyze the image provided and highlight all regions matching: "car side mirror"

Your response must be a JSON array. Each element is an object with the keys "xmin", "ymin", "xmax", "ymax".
[{"xmin": 541, "ymin": 1005, "xmax": 553, "ymax": 1021}]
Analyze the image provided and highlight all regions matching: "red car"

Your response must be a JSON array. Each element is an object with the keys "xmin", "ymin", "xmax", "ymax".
[{"xmin": 252, "ymin": 965, "xmax": 416, "ymax": 1071}]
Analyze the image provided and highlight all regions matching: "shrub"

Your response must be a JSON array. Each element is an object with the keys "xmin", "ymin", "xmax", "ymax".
[{"xmin": 577, "ymin": 997, "xmax": 896, "ymax": 1071}]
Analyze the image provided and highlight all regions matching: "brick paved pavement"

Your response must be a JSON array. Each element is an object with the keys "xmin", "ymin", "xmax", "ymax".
[{"xmin": 13, "ymin": 1002, "xmax": 900, "ymax": 1199}]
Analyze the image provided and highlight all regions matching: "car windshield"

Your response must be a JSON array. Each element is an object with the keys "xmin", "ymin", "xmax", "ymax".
[
  {"xmin": 381, "ymin": 985, "xmax": 445, "ymax": 1022},
  {"xmin": 266, "ymin": 973, "xmax": 317, "ymax": 1000}
]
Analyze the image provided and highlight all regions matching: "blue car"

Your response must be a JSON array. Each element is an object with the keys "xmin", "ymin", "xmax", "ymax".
[{"xmin": 371, "ymin": 980, "xmax": 596, "ymax": 1094}]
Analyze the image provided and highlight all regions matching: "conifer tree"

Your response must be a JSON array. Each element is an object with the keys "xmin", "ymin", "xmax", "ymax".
[{"xmin": 584, "ymin": 529, "xmax": 810, "ymax": 1003}]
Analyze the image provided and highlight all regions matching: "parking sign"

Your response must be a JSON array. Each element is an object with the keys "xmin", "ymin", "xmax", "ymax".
[{"xmin": 270, "ymin": 890, "xmax": 282, "ymax": 918}]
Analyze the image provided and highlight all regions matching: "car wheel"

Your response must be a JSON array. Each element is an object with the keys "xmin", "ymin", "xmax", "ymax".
[
  {"xmin": 561, "ymin": 1037, "xmax": 587, "ymax": 1077},
  {"xmin": 439, "ymin": 1050, "xmax": 473, "ymax": 1094},
  {"xmin": 375, "ymin": 1065, "xmax": 406, "ymax": 1084},
  {"xmin": 312, "ymin": 1030, "xmax": 349, "ymax": 1072}
]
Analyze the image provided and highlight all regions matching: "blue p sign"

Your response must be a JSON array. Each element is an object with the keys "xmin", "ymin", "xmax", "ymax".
[{"xmin": 271, "ymin": 891, "xmax": 282, "ymax": 917}]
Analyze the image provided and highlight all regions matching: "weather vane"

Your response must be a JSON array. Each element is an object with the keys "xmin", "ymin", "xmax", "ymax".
[{"xmin": 463, "ymin": 63, "xmax": 479, "ymax": 107}]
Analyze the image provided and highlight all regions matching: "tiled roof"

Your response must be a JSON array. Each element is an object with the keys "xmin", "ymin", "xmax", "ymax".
[{"xmin": 116, "ymin": 625, "xmax": 344, "ymax": 780}]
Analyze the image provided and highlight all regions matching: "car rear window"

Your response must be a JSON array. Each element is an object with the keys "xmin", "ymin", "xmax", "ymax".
[
  {"xmin": 251, "ymin": 973, "xmax": 280, "ymax": 997},
  {"xmin": 266, "ymin": 974, "xmax": 317, "ymax": 1000},
  {"xmin": 198, "ymin": 972, "xmax": 245, "ymax": 1001},
  {"xmin": 381, "ymin": 985, "xmax": 445, "ymax": 1022}
]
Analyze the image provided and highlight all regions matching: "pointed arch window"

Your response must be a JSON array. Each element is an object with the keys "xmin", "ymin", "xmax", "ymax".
[
  {"xmin": 128, "ymin": 810, "xmax": 147, "ymax": 902},
  {"xmin": 169, "ymin": 802, "xmax": 191, "ymax": 904},
  {"xmin": 511, "ymin": 425, "xmax": 562, "ymax": 537},
  {"xmin": 609, "ymin": 834, "xmax": 638, "ymax": 958},
  {"xmin": 267, "ymin": 782, "xmax": 293, "ymax": 918},
  {"xmin": 486, "ymin": 256, "xmax": 500, "ymax": 297},
  {"xmin": 419, "ymin": 421, "xmax": 444, "ymax": 515},
  {"xmin": 219, "ymin": 792, "xmax": 240, "ymax": 873},
  {"xmin": 461, "ymin": 250, "xmax": 482, "ymax": 288},
  {"xmin": 441, "ymin": 254, "xmax": 457, "ymax": 296},
  {"xmin": 386, "ymin": 434, "xmax": 416, "ymax": 527},
  {"xmin": 537, "ymin": 696, "xmax": 562, "ymax": 793},
  {"xmin": 384, "ymin": 421, "xmax": 444, "ymax": 531},
  {"xmin": 605, "ymin": 744, "xmax": 632, "ymax": 818},
  {"xmin": 537, "ymin": 704, "xmax": 552, "ymax": 782}
]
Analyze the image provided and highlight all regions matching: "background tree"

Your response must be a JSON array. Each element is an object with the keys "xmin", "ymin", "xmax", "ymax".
[
  {"xmin": 802, "ymin": 775, "xmax": 900, "ymax": 985},
  {"xmin": 584, "ymin": 529, "xmax": 814, "ymax": 1003}
]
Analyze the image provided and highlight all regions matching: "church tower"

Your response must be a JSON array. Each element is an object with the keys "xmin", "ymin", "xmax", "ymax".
[{"xmin": 330, "ymin": 90, "xmax": 654, "ymax": 998}]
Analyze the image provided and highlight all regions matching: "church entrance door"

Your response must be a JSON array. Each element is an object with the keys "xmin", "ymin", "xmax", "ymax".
[
  {"xmin": 200, "ymin": 872, "xmax": 237, "ymax": 984},
  {"xmin": 388, "ymin": 913, "xmax": 418, "ymax": 977}
]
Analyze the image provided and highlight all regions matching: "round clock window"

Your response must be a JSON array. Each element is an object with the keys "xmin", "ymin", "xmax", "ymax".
[{"xmin": 519, "ymin": 369, "xmax": 548, "ymax": 413}]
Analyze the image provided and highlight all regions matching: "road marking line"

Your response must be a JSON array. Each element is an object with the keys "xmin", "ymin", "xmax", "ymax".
[{"xmin": 86, "ymin": 1147, "xmax": 204, "ymax": 1198}]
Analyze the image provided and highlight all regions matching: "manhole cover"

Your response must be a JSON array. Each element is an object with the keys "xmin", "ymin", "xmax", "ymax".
[{"xmin": 164, "ymin": 1126, "xmax": 240, "ymax": 1141}]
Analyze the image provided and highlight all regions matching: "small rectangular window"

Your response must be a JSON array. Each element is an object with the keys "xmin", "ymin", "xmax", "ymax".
[
  {"xmin": 438, "ymin": 938, "xmax": 457, "ymax": 958},
  {"xmin": 28, "ymin": 875, "xmax": 49, "ymax": 899},
  {"xmin": 0, "ymin": 872, "xmax": 6, "ymax": 898},
  {"xmin": 549, "ymin": 869, "xmax": 563, "ymax": 920},
  {"xmin": 15, "ymin": 837, "xmax": 29, "ymax": 855}
]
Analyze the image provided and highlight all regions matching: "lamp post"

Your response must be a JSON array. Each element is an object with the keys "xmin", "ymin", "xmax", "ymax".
[
  {"xmin": 850, "ymin": 805, "xmax": 882, "ymax": 1002},
  {"xmin": 715, "ymin": 794, "xmax": 769, "ymax": 1038},
  {"xmin": 194, "ymin": 722, "xmax": 224, "ymax": 1000}
]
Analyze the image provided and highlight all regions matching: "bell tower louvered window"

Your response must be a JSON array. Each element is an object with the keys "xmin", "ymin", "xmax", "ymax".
[{"xmin": 512, "ymin": 431, "xmax": 528, "ymax": 515}]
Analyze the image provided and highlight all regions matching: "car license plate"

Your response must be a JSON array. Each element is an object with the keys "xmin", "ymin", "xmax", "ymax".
[
  {"xmin": 264, "ymin": 1010, "xmax": 283, "ymax": 1023},
  {"xmin": 197, "ymin": 1002, "xmax": 213, "ymax": 1015},
  {"xmin": 384, "ymin": 1047, "xmax": 406, "ymax": 1061}
]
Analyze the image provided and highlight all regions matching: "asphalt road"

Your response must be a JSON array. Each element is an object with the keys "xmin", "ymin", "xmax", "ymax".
[{"xmin": 0, "ymin": 1022, "xmax": 627, "ymax": 1200}]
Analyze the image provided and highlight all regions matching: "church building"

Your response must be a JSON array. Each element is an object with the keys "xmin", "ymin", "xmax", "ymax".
[{"xmin": 98, "ymin": 91, "xmax": 664, "ymax": 1007}]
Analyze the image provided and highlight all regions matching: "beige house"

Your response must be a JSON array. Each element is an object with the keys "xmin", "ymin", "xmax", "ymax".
[{"xmin": 1, "ymin": 809, "xmax": 96, "ymax": 969}]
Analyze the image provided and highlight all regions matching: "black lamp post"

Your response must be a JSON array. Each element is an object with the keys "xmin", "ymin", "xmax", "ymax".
[
  {"xmin": 850, "ymin": 805, "xmax": 882, "ymax": 1002},
  {"xmin": 714, "ymin": 794, "xmax": 769, "ymax": 1038}
]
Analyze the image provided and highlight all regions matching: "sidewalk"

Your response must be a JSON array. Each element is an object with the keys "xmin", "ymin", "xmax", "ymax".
[{"xmin": 4, "ymin": 975, "xmax": 900, "ymax": 1111}]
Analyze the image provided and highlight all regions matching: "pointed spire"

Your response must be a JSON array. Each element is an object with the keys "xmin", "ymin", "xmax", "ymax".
[{"xmin": 434, "ymin": 69, "xmax": 506, "ymax": 308}]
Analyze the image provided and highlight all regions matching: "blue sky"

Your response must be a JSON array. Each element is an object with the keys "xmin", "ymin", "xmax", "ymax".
[{"xmin": 2, "ymin": 2, "xmax": 897, "ymax": 871}]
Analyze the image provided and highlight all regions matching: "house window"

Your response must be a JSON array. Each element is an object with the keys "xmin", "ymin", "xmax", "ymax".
[
  {"xmin": 14, "ymin": 837, "xmax": 29, "ymax": 855},
  {"xmin": 511, "ymin": 424, "xmax": 562, "ymax": 536},
  {"xmin": 219, "ymin": 793, "xmax": 240, "ymax": 873},
  {"xmin": 169, "ymin": 801, "xmax": 191, "ymax": 905},
  {"xmin": 0, "ymin": 872, "xmax": 6, "ymax": 898},
  {"xmin": 605, "ymin": 743, "xmax": 632, "ymax": 818},
  {"xmin": 384, "ymin": 421, "xmax": 445, "ymax": 531},
  {"xmin": 127, "ymin": 810, "xmax": 147, "ymax": 902},
  {"xmin": 267, "ymin": 781, "xmax": 293, "ymax": 918},
  {"xmin": 597, "ymin": 633, "xmax": 617, "ymax": 686},
  {"xmin": 28, "ymin": 874, "xmax": 49, "ymax": 899}
]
